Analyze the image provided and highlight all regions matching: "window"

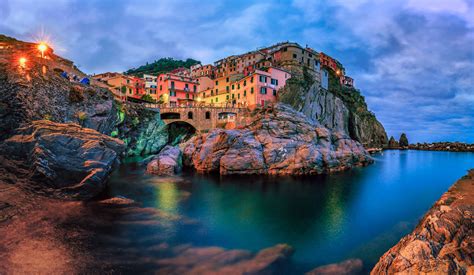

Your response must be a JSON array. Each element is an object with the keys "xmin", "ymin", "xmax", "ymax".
[
  {"xmin": 238, "ymin": 93, "xmax": 240, "ymax": 99},
  {"xmin": 226, "ymin": 86, "xmax": 229, "ymax": 92},
  {"xmin": 215, "ymin": 88, "xmax": 218, "ymax": 94},
  {"xmin": 171, "ymin": 81, "xmax": 175, "ymax": 89},
  {"xmin": 243, "ymin": 90, "xmax": 247, "ymax": 96},
  {"xmin": 293, "ymin": 54, "xmax": 297, "ymax": 59},
  {"xmin": 283, "ymin": 47, "xmax": 287, "ymax": 52},
  {"xmin": 237, "ymin": 83, "xmax": 240, "ymax": 89},
  {"xmin": 205, "ymin": 111, "xmax": 211, "ymax": 119},
  {"xmin": 160, "ymin": 85, "xmax": 162, "ymax": 91},
  {"xmin": 251, "ymin": 87, "xmax": 254, "ymax": 94},
  {"xmin": 243, "ymin": 80, "xmax": 246, "ymax": 86},
  {"xmin": 271, "ymin": 79, "xmax": 278, "ymax": 85},
  {"xmin": 259, "ymin": 75, "xmax": 267, "ymax": 83},
  {"xmin": 188, "ymin": 112, "xmax": 193, "ymax": 119},
  {"xmin": 232, "ymin": 84, "xmax": 235, "ymax": 90},
  {"xmin": 193, "ymin": 85, "xmax": 197, "ymax": 92},
  {"xmin": 215, "ymin": 80, "xmax": 218, "ymax": 85},
  {"xmin": 216, "ymin": 97, "xmax": 218, "ymax": 102},
  {"xmin": 226, "ymin": 95, "xmax": 229, "ymax": 100},
  {"xmin": 273, "ymin": 89, "xmax": 277, "ymax": 96},
  {"xmin": 260, "ymin": 87, "xmax": 267, "ymax": 94},
  {"xmin": 185, "ymin": 83, "xmax": 189, "ymax": 89},
  {"xmin": 186, "ymin": 93, "xmax": 189, "ymax": 99},
  {"xmin": 250, "ymin": 77, "xmax": 254, "ymax": 83},
  {"xmin": 226, "ymin": 77, "xmax": 229, "ymax": 82}
]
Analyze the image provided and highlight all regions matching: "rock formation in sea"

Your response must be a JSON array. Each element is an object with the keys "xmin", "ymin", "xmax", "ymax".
[
  {"xmin": 0, "ymin": 120, "xmax": 124, "ymax": 199},
  {"xmin": 280, "ymin": 69, "xmax": 387, "ymax": 148},
  {"xmin": 146, "ymin": 146, "xmax": 183, "ymax": 176},
  {"xmin": 183, "ymin": 104, "xmax": 372, "ymax": 175},
  {"xmin": 399, "ymin": 133, "xmax": 409, "ymax": 147},
  {"xmin": 408, "ymin": 142, "xmax": 474, "ymax": 152},
  {"xmin": 387, "ymin": 136, "xmax": 399, "ymax": 148},
  {"xmin": 371, "ymin": 169, "xmax": 474, "ymax": 274},
  {"xmin": 307, "ymin": 259, "xmax": 363, "ymax": 275}
]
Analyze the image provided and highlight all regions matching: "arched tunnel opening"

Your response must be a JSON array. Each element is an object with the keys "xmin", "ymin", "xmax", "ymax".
[{"xmin": 167, "ymin": 121, "xmax": 196, "ymax": 146}]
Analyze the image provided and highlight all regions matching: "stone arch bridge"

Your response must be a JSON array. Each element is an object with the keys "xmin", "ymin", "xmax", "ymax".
[{"xmin": 144, "ymin": 104, "xmax": 248, "ymax": 132}]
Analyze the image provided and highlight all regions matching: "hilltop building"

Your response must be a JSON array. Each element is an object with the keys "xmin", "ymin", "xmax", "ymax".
[
  {"xmin": 155, "ymin": 72, "xmax": 199, "ymax": 105},
  {"xmin": 197, "ymin": 67, "xmax": 290, "ymax": 108},
  {"xmin": 143, "ymin": 74, "xmax": 157, "ymax": 95}
]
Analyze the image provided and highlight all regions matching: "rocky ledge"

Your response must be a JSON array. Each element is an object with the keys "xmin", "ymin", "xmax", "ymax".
[
  {"xmin": 408, "ymin": 142, "xmax": 474, "ymax": 152},
  {"xmin": 0, "ymin": 120, "xmax": 124, "ymax": 199},
  {"xmin": 146, "ymin": 146, "xmax": 183, "ymax": 176},
  {"xmin": 371, "ymin": 169, "xmax": 474, "ymax": 274},
  {"xmin": 183, "ymin": 104, "xmax": 372, "ymax": 175}
]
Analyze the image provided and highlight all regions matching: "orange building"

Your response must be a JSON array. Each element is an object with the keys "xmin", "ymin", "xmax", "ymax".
[
  {"xmin": 197, "ymin": 67, "xmax": 291, "ymax": 108},
  {"xmin": 191, "ymin": 64, "xmax": 215, "ymax": 78},
  {"xmin": 93, "ymin": 73, "xmax": 145, "ymax": 100},
  {"xmin": 156, "ymin": 73, "xmax": 199, "ymax": 105}
]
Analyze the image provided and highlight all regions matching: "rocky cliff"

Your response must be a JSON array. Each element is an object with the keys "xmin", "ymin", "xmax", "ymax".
[
  {"xmin": 372, "ymin": 170, "xmax": 474, "ymax": 274},
  {"xmin": 113, "ymin": 103, "xmax": 168, "ymax": 157},
  {"xmin": 183, "ymin": 104, "xmax": 372, "ymax": 175},
  {"xmin": 0, "ymin": 49, "xmax": 118, "ymax": 140},
  {"xmin": 280, "ymin": 68, "xmax": 387, "ymax": 147}
]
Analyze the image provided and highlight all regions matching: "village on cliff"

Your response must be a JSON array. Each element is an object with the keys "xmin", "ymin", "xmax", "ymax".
[{"xmin": 91, "ymin": 42, "xmax": 354, "ymax": 108}]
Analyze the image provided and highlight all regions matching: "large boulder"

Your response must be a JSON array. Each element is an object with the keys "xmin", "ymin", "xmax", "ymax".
[
  {"xmin": 307, "ymin": 259, "xmax": 363, "ymax": 275},
  {"xmin": 371, "ymin": 170, "xmax": 474, "ymax": 274},
  {"xmin": 183, "ymin": 104, "xmax": 372, "ymax": 175},
  {"xmin": 146, "ymin": 146, "xmax": 182, "ymax": 176},
  {"xmin": 0, "ymin": 120, "xmax": 125, "ymax": 199}
]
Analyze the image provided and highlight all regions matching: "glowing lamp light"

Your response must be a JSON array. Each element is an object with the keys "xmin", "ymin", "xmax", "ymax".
[
  {"xmin": 336, "ymin": 69, "xmax": 341, "ymax": 75},
  {"xmin": 19, "ymin": 57, "xmax": 27, "ymax": 67},
  {"xmin": 38, "ymin": 43, "xmax": 48, "ymax": 58}
]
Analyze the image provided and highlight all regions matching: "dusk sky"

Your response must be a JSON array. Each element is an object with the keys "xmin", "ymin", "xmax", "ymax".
[{"xmin": 1, "ymin": 0, "xmax": 473, "ymax": 143}]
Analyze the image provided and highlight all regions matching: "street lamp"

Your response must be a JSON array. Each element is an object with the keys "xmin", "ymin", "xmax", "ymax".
[
  {"xmin": 19, "ymin": 57, "xmax": 27, "ymax": 68},
  {"xmin": 38, "ymin": 43, "xmax": 48, "ymax": 58}
]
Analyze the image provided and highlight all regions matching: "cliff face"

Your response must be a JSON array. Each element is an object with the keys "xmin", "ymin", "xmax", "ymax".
[
  {"xmin": 114, "ymin": 103, "xmax": 168, "ymax": 157},
  {"xmin": 0, "ymin": 54, "xmax": 118, "ymax": 141},
  {"xmin": 280, "ymin": 69, "xmax": 387, "ymax": 147},
  {"xmin": 183, "ymin": 104, "xmax": 372, "ymax": 175},
  {"xmin": 372, "ymin": 170, "xmax": 474, "ymax": 274}
]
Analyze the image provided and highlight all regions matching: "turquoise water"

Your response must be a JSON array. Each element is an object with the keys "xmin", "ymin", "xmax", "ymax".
[{"xmin": 108, "ymin": 150, "xmax": 474, "ymax": 272}]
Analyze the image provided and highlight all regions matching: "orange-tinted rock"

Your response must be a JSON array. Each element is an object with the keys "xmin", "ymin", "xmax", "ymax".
[
  {"xmin": 146, "ymin": 146, "xmax": 182, "ymax": 176},
  {"xmin": 307, "ymin": 259, "xmax": 363, "ymax": 275},
  {"xmin": 183, "ymin": 104, "xmax": 372, "ymax": 175},
  {"xmin": 371, "ymin": 170, "xmax": 474, "ymax": 274}
]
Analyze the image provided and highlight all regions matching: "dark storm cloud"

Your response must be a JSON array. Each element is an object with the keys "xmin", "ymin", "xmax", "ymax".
[{"xmin": 0, "ymin": 0, "xmax": 472, "ymax": 142}]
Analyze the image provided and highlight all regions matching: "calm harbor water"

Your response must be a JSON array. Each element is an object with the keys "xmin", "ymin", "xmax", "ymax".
[{"xmin": 107, "ymin": 150, "xmax": 474, "ymax": 272}]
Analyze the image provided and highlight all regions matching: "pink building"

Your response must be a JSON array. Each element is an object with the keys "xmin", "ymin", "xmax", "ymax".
[{"xmin": 156, "ymin": 73, "xmax": 199, "ymax": 105}]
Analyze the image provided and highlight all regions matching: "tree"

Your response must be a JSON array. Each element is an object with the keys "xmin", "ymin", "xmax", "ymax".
[
  {"xmin": 141, "ymin": 94, "xmax": 155, "ymax": 103},
  {"xmin": 399, "ymin": 133, "xmax": 409, "ymax": 147}
]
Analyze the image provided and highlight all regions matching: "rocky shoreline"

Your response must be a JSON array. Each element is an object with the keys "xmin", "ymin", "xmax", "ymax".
[
  {"xmin": 408, "ymin": 142, "xmax": 474, "ymax": 152},
  {"xmin": 371, "ymin": 170, "xmax": 474, "ymax": 274}
]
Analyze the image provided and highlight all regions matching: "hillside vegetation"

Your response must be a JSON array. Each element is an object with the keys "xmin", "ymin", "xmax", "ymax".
[{"xmin": 125, "ymin": 58, "xmax": 200, "ymax": 77}]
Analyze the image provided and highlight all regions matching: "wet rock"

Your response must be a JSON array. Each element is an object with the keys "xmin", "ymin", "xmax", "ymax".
[
  {"xmin": 146, "ymin": 146, "xmax": 182, "ymax": 176},
  {"xmin": 184, "ymin": 104, "xmax": 372, "ymax": 175},
  {"xmin": 307, "ymin": 259, "xmax": 363, "ymax": 275},
  {"xmin": 0, "ymin": 120, "xmax": 125, "ymax": 199},
  {"xmin": 157, "ymin": 243, "xmax": 294, "ymax": 274},
  {"xmin": 371, "ymin": 169, "xmax": 474, "ymax": 274}
]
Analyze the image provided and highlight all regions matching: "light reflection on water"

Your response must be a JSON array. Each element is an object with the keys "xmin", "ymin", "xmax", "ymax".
[{"xmin": 107, "ymin": 150, "xmax": 474, "ymax": 271}]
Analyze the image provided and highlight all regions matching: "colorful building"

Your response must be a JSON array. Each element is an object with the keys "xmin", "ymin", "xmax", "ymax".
[
  {"xmin": 191, "ymin": 64, "xmax": 215, "ymax": 78},
  {"xmin": 156, "ymin": 73, "xmax": 199, "ymax": 105},
  {"xmin": 93, "ymin": 73, "xmax": 145, "ymax": 100},
  {"xmin": 143, "ymin": 74, "xmax": 157, "ymax": 96},
  {"xmin": 197, "ymin": 67, "xmax": 291, "ymax": 108}
]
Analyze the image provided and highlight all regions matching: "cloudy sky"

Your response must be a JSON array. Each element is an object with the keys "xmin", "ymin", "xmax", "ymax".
[{"xmin": 1, "ymin": 0, "xmax": 473, "ymax": 143}]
